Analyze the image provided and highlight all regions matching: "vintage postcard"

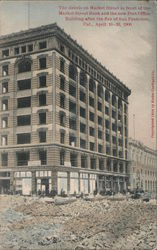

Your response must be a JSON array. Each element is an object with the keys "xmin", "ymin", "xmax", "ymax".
[{"xmin": 0, "ymin": 0, "xmax": 156, "ymax": 249}]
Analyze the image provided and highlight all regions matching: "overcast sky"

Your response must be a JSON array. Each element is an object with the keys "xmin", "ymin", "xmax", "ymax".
[{"xmin": 0, "ymin": 1, "xmax": 156, "ymax": 150}]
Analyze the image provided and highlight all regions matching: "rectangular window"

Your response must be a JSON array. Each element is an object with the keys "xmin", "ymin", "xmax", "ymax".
[
  {"xmin": 69, "ymin": 84, "xmax": 76, "ymax": 97},
  {"xmin": 39, "ymin": 93, "xmax": 46, "ymax": 106},
  {"xmin": 98, "ymin": 144, "xmax": 103, "ymax": 153},
  {"xmin": 112, "ymin": 110, "xmax": 116, "ymax": 119},
  {"xmin": 39, "ymin": 131, "xmax": 46, "ymax": 143},
  {"xmin": 69, "ymin": 101, "xmax": 76, "ymax": 114},
  {"xmin": 89, "ymin": 112, "xmax": 94, "ymax": 122},
  {"xmin": 2, "ymin": 65, "xmax": 8, "ymax": 76},
  {"xmin": 39, "ymin": 150, "xmax": 47, "ymax": 165},
  {"xmin": 70, "ymin": 153, "xmax": 77, "ymax": 167},
  {"xmin": 14, "ymin": 47, "xmax": 19, "ymax": 55},
  {"xmin": 90, "ymin": 142, "xmax": 95, "ymax": 151},
  {"xmin": 39, "ymin": 112, "xmax": 46, "ymax": 124},
  {"xmin": 60, "ymin": 59, "xmax": 65, "ymax": 73},
  {"xmin": 105, "ymin": 106, "xmax": 109, "ymax": 115},
  {"xmin": 39, "ymin": 57, "xmax": 46, "ymax": 69},
  {"xmin": 1, "ymin": 153, "xmax": 8, "ymax": 166},
  {"xmin": 2, "ymin": 49, "xmax": 9, "ymax": 58},
  {"xmin": 69, "ymin": 118, "xmax": 76, "ymax": 130},
  {"xmin": 80, "ymin": 139, "xmax": 86, "ymax": 149},
  {"xmin": 90, "ymin": 127, "xmax": 95, "ymax": 137},
  {"xmin": 1, "ymin": 135, "xmax": 7, "ymax": 146},
  {"xmin": 60, "ymin": 94, "xmax": 65, "ymax": 108},
  {"xmin": 105, "ymin": 120, "xmax": 110, "ymax": 129},
  {"xmin": 17, "ymin": 97, "xmax": 31, "ymax": 108},
  {"xmin": 17, "ymin": 133, "xmax": 31, "ymax": 144},
  {"xmin": 80, "ymin": 123, "xmax": 86, "ymax": 133},
  {"xmin": 39, "ymin": 41, "xmax": 47, "ymax": 50},
  {"xmin": 39, "ymin": 75, "xmax": 46, "ymax": 88},
  {"xmin": 2, "ymin": 117, "xmax": 8, "ymax": 128},
  {"xmin": 60, "ymin": 76, "xmax": 65, "ymax": 90},
  {"xmin": 98, "ymin": 102, "xmax": 102, "ymax": 111},
  {"xmin": 21, "ymin": 46, "xmax": 26, "ymax": 53},
  {"xmin": 60, "ymin": 151, "xmax": 65, "ymax": 165},
  {"xmin": 98, "ymin": 130, "xmax": 102, "ymax": 139},
  {"xmin": 60, "ymin": 132, "xmax": 65, "ymax": 144},
  {"xmin": 69, "ymin": 135, "xmax": 76, "ymax": 146},
  {"xmin": 106, "ymin": 133, "xmax": 110, "ymax": 142},
  {"xmin": 17, "ymin": 152, "xmax": 30, "ymax": 166},
  {"xmin": 89, "ymin": 96, "xmax": 94, "ymax": 107},
  {"xmin": 28, "ymin": 44, "xmax": 33, "ymax": 52},
  {"xmin": 98, "ymin": 116, "xmax": 102, "ymax": 125},
  {"xmin": 17, "ymin": 115, "xmax": 31, "ymax": 126},
  {"xmin": 60, "ymin": 112, "xmax": 66, "ymax": 126},
  {"xmin": 80, "ymin": 91, "xmax": 86, "ymax": 102},
  {"xmin": 17, "ymin": 79, "xmax": 31, "ymax": 90},
  {"xmin": 2, "ymin": 82, "xmax": 8, "ymax": 93},
  {"xmin": 2, "ymin": 100, "xmax": 8, "ymax": 111},
  {"xmin": 80, "ymin": 107, "xmax": 86, "ymax": 118}
]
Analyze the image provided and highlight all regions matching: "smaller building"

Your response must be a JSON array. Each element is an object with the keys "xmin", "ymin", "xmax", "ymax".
[{"xmin": 128, "ymin": 138, "xmax": 157, "ymax": 195}]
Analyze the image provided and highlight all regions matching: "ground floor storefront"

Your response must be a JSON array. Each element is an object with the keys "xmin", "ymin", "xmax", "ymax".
[{"xmin": 0, "ymin": 168, "xmax": 129, "ymax": 196}]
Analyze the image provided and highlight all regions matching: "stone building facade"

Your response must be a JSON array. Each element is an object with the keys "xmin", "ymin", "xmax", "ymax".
[
  {"xmin": 0, "ymin": 23, "xmax": 131, "ymax": 195},
  {"xmin": 128, "ymin": 138, "xmax": 157, "ymax": 195}
]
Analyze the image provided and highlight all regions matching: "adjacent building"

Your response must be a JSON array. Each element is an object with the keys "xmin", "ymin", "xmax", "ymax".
[
  {"xmin": 0, "ymin": 23, "xmax": 131, "ymax": 195},
  {"xmin": 128, "ymin": 138, "xmax": 157, "ymax": 195}
]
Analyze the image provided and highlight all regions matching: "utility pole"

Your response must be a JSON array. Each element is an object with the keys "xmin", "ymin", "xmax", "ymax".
[
  {"xmin": 133, "ymin": 114, "xmax": 135, "ymax": 139},
  {"xmin": 28, "ymin": 1, "xmax": 30, "ymax": 29}
]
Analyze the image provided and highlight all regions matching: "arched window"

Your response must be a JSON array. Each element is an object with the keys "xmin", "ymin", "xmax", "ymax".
[
  {"xmin": 80, "ymin": 71, "xmax": 87, "ymax": 87},
  {"xmin": 89, "ymin": 78, "xmax": 95, "ymax": 92},
  {"xmin": 69, "ymin": 64, "xmax": 77, "ymax": 81},
  {"xmin": 18, "ymin": 60, "xmax": 31, "ymax": 73}
]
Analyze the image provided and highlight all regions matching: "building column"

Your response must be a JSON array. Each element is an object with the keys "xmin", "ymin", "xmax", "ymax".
[
  {"xmin": 67, "ymin": 171, "xmax": 70, "ymax": 195},
  {"xmin": 31, "ymin": 171, "xmax": 36, "ymax": 195},
  {"xmin": 10, "ymin": 171, "xmax": 14, "ymax": 194},
  {"xmin": 51, "ymin": 170, "xmax": 57, "ymax": 192}
]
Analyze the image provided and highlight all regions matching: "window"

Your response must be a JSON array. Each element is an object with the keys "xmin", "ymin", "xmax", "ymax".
[
  {"xmin": 80, "ymin": 139, "xmax": 86, "ymax": 149},
  {"xmin": 17, "ymin": 115, "xmax": 31, "ymax": 126},
  {"xmin": 81, "ymin": 155, "xmax": 87, "ymax": 168},
  {"xmin": 14, "ymin": 47, "xmax": 19, "ymax": 55},
  {"xmin": 60, "ymin": 112, "xmax": 66, "ymax": 126},
  {"xmin": 70, "ymin": 153, "xmax": 77, "ymax": 167},
  {"xmin": 1, "ymin": 135, "xmax": 7, "ymax": 146},
  {"xmin": 16, "ymin": 152, "xmax": 30, "ymax": 166},
  {"xmin": 105, "ymin": 106, "xmax": 109, "ymax": 115},
  {"xmin": 28, "ymin": 44, "xmax": 33, "ymax": 52},
  {"xmin": 98, "ymin": 116, "xmax": 102, "ymax": 126},
  {"xmin": 124, "ymin": 104, "xmax": 127, "ymax": 113},
  {"xmin": 17, "ymin": 97, "xmax": 31, "ymax": 108},
  {"xmin": 112, "ymin": 110, "xmax": 116, "ymax": 119},
  {"xmin": 89, "ymin": 112, "xmax": 94, "ymax": 122},
  {"xmin": 60, "ymin": 131, "xmax": 65, "ymax": 144},
  {"xmin": 69, "ymin": 84, "xmax": 76, "ymax": 97},
  {"xmin": 2, "ymin": 65, "xmax": 8, "ymax": 76},
  {"xmin": 1, "ymin": 153, "xmax": 8, "ymax": 166},
  {"xmin": 21, "ymin": 46, "xmax": 26, "ymax": 53},
  {"xmin": 106, "ymin": 146, "xmax": 110, "ymax": 155},
  {"xmin": 39, "ymin": 131, "xmax": 46, "ymax": 143},
  {"xmin": 89, "ymin": 79, "xmax": 95, "ymax": 92},
  {"xmin": 60, "ymin": 58, "xmax": 65, "ymax": 73},
  {"xmin": 60, "ymin": 44, "xmax": 65, "ymax": 53},
  {"xmin": 69, "ymin": 134, "xmax": 76, "ymax": 146},
  {"xmin": 112, "ymin": 136, "xmax": 116, "ymax": 144},
  {"xmin": 60, "ymin": 94, "xmax": 65, "ymax": 109},
  {"xmin": 99, "ymin": 159, "xmax": 104, "ymax": 170},
  {"xmin": 17, "ymin": 79, "xmax": 31, "ymax": 90},
  {"xmin": 39, "ymin": 41, "xmax": 47, "ymax": 50},
  {"xmin": 112, "ymin": 95, "xmax": 116, "ymax": 106},
  {"xmin": 105, "ymin": 90, "xmax": 110, "ymax": 102},
  {"xmin": 39, "ymin": 57, "xmax": 46, "ymax": 69},
  {"xmin": 90, "ymin": 142, "xmax": 95, "ymax": 151},
  {"xmin": 39, "ymin": 75, "xmax": 46, "ymax": 88},
  {"xmin": 98, "ymin": 144, "xmax": 103, "ymax": 153},
  {"xmin": 60, "ymin": 151, "xmax": 65, "ymax": 165},
  {"xmin": 17, "ymin": 133, "xmax": 31, "ymax": 144},
  {"xmin": 112, "ymin": 123, "xmax": 116, "ymax": 132},
  {"xmin": 2, "ymin": 100, "xmax": 8, "ymax": 111},
  {"xmin": 98, "ymin": 130, "xmax": 102, "ymax": 139},
  {"xmin": 80, "ymin": 71, "xmax": 87, "ymax": 87},
  {"xmin": 39, "ymin": 112, "xmax": 46, "ymax": 124},
  {"xmin": 106, "ymin": 133, "xmax": 110, "ymax": 142},
  {"xmin": 90, "ymin": 127, "xmax": 95, "ymax": 137},
  {"xmin": 39, "ymin": 93, "xmax": 46, "ymax": 106},
  {"xmin": 69, "ymin": 101, "xmax": 76, "ymax": 114},
  {"xmin": 18, "ymin": 60, "xmax": 31, "ymax": 73},
  {"xmin": 80, "ymin": 123, "xmax": 86, "ymax": 133},
  {"xmin": 98, "ymin": 102, "xmax": 102, "ymax": 111},
  {"xmin": 39, "ymin": 150, "xmax": 47, "ymax": 165},
  {"xmin": 89, "ymin": 96, "xmax": 94, "ymax": 107},
  {"xmin": 2, "ymin": 117, "xmax": 8, "ymax": 128},
  {"xmin": 2, "ymin": 49, "xmax": 9, "ymax": 58},
  {"xmin": 105, "ymin": 120, "xmax": 110, "ymax": 129},
  {"xmin": 80, "ymin": 90, "xmax": 86, "ymax": 102},
  {"xmin": 69, "ymin": 118, "xmax": 76, "ymax": 130},
  {"xmin": 60, "ymin": 76, "xmax": 65, "ymax": 90},
  {"xmin": 69, "ymin": 64, "xmax": 77, "ymax": 81},
  {"xmin": 80, "ymin": 107, "xmax": 86, "ymax": 118},
  {"xmin": 2, "ymin": 82, "xmax": 8, "ymax": 93},
  {"xmin": 91, "ymin": 158, "xmax": 96, "ymax": 169}
]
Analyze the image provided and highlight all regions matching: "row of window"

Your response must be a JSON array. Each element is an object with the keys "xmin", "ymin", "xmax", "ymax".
[
  {"xmin": 2, "ymin": 41, "xmax": 47, "ymax": 58},
  {"xmin": 1, "ymin": 150, "xmax": 126, "ymax": 170}
]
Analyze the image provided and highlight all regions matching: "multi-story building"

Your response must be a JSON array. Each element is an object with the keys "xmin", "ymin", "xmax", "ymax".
[
  {"xmin": 0, "ymin": 23, "xmax": 131, "ymax": 195},
  {"xmin": 128, "ymin": 138, "xmax": 157, "ymax": 195}
]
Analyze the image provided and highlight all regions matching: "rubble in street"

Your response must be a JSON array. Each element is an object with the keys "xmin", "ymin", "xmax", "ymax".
[{"xmin": 0, "ymin": 195, "xmax": 157, "ymax": 250}]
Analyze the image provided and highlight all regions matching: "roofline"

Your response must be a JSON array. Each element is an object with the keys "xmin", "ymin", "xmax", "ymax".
[{"xmin": 0, "ymin": 23, "xmax": 131, "ymax": 95}]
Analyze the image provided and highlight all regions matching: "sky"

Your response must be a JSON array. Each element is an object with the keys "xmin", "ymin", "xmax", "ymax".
[{"xmin": 0, "ymin": 0, "xmax": 156, "ymax": 150}]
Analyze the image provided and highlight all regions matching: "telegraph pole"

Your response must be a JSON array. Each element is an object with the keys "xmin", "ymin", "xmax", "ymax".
[
  {"xmin": 28, "ymin": 1, "xmax": 30, "ymax": 29},
  {"xmin": 133, "ymin": 114, "xmax": 135, "ymax": 139}
]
